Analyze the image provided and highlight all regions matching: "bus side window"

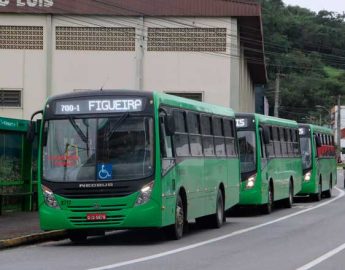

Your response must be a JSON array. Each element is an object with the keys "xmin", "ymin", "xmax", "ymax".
[
  {"xmin": 273, "ymin": 127, "xmax": 282, "ymax": 157},
  {"xmin": 173, "ymin": 110, "xmax": 190, "ymax": 157},
  {"xmin": 188, "ymin": 112, "xmax": 203, "ymax": 157},
  {"xmin": 314, "ymin": 134, "xmax": 321, "ymax": 157},
  {"xmin": 201, "ymin": 115, "xmax": 215, "ymax": 156},
  {"xmin": 223, "ymin": 118, "xmax": 235, "ymax": 157}
]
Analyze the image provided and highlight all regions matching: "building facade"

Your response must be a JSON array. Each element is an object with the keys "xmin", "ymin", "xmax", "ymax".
[{"xmin": 0, "ymin": 0, "xmax": 266, "ymax": 119}]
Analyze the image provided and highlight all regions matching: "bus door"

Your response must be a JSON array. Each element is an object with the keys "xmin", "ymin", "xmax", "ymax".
[
  {"xmin": 159, "ymin": 111, "xmax": 177, "ymax": 226},
  {"xmin": 259, "ymin": 127, "xmax": 268, "ymax": 187}
]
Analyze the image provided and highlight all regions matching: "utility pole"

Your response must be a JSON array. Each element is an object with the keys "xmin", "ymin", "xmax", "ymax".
[
  {"xmin": 337, "ymin": 95, "xmax": 341, "ymax": 151},
  {"xmin": 274, "ymin": 72, "xmax": 280, "ymax": 117}
]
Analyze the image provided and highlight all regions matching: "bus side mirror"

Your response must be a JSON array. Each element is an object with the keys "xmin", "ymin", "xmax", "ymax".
[
  {"xmin": 315, "ymin": 135, "xmax": 322, "ymax": 148},
  {"xmin": 263, "ymin": 126, "xmax": 270, "ymax": 145},
  {"xmin": 165, "ymin": 114, "xmax": 175, "ymax": 136},
  {"xmin": 26, "ymin": 121, "xmax": 36, "ymax": 143},
  {"xmin": 26, "ymin": 110, "xmax": 43, "ymax": 143}
]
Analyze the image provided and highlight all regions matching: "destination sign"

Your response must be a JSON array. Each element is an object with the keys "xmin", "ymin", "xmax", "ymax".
[
  {"xmin": 236, "ymin": 118, "xmax": 249, "ymax": 128},
  {"xmin": 55, "ymin": 98, "xmax": 144, "ymax": 115}
]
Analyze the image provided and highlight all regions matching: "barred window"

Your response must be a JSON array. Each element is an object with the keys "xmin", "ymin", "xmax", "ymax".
[
  {"xmin": 0, "ymin": 26, "xmax": 43, "ymax": 50},
  {"xmin": 56, "ymin": 27, "xmax": 135, "ymax": 51},
  {"xmin": 148, "ymin": 28, "xmax": 227, "ymax": 52},
  {"xmin": 0, "ymin": 90, "xmax": 21, "ymax": 107}
]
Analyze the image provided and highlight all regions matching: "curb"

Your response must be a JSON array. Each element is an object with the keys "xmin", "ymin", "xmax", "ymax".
[{"xmin": 0, "ymin": 230, "xmax": 67, "ymax": 250}]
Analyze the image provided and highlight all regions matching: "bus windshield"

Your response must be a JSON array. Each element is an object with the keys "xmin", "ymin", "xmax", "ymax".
[
  {"xmin": 43, "ymin": 116, "xmax": 154, "ymax": 182},
  {"xmin": 238, "ymin": 130, "xmax": 256, "ymax": 173},
  {"xmin": 300, "ymin": 137, "xmax": 312, "ymax": 170}
]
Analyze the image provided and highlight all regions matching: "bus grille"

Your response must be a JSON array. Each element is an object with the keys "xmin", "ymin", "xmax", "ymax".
[
  {"xmin": 67, "ymin": 204, "xmax": 127, "ymax": 213},
  {"xmin": 68, "ymin": 215, "xmax": 125, "ymax": 226},
  {"xmin": 58, "ymin": 186, "xmax": 132, "ymax": 199}
]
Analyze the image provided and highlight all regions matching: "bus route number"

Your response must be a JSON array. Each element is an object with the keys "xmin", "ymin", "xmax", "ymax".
[
  {"xmin": 236, "ymin": 118, "xmax": 248, "ymax": 128},
  {"xmin": 61, "ymin": 104, "xmax": 80, "ymax": 113}
]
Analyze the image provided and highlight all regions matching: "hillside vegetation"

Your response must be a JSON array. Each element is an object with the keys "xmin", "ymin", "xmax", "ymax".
[{"xmin": 259, "ymin": 0, "xmax": 345, "ymax": 123}]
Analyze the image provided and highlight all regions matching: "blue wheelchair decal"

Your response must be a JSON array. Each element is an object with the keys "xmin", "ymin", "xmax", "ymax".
[{"xmin": 97, "ymin": 164, "xmax": 112, "ymax": 180}]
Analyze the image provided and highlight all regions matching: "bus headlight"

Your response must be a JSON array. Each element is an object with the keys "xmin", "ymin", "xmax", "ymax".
[
  {"xmin": 304, "ymin": 171, "xmax": 311, "ymax": 181},
  {"xmin": 246, "ymin": 175, "xmax": 256, "ymax": 189},
  {"xmin": 42, "ymin": 185, "xmax": 60, "ymax": 209},
  {"xmin": 135, "ymin": 181, "xmax": 154, "ymax": 206}
]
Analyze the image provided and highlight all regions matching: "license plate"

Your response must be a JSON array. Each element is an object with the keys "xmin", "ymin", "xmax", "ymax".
[{"xmin": 86, "ymin": 213, "xmax": 107, "ymax": 221}]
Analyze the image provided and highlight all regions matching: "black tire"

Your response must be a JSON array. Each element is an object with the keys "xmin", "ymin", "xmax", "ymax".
[
  {"xmin": 68, "ymin": 231, "xmax": 87, "ymax": 244},
  {"xmin": 283, "ymin": 181, "xmax": 294, "ymax": 208},
  {"xmin": 324, "ymin": 180, "xmax": 332, "ymax": 198},
  {"xmin": 210, "ymin": 189, "xmax": 225, "ymax": 228},
  {"xmin": 166, "ymin": 194, "xmax": 184, "ymax": 240},
  {"xmin": 261, "ymin": 184, "xmax": 273, "ymax": 215},
  {"xmin": 312, "ymin": 181, "xmax": 322, "ymax": 201}
]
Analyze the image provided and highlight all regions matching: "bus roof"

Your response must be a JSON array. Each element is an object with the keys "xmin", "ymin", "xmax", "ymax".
[
  {"xmin": 298, "ymin": 123, "xmax": 333, "ymax": 135},
  {"xmin": 236, "ymin": 113, "xmax": 298, "ymax": 128},
  {"xmin": 155, "ymin": 92, "xmax": 235, "ymax": 117}
]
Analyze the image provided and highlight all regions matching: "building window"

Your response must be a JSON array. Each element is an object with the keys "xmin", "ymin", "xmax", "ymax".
[
  {"xmin": 0, "ymin": 26, "xmax": 43, "ymax": 50},
  {"xmin": 148, "ymin": 28, "xmax": 227, "ymax": 52},
  {"xmin": 0, "ymin": 90, "xmax": 21, "ymax": 107},
  {"xmin": 56, "ymin": 27, "xmax": 135, "ymax": 51},
  {"xmin": 165, "ymin": 92, "xmax": 203, "ymax": 102}
]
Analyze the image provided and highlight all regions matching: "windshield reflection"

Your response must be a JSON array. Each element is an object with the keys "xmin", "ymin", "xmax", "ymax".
[
  {"xmin": 300, "ymin": 137, "xmax": 312, "ymax": 170},
  {"xmin": 238, "ymin": 130, "xmax": 257, "ymax": 173}
]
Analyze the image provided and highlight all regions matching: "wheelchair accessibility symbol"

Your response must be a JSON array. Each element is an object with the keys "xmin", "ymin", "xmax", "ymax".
[{"xmin": 97, "ymin": 164, "xmax": 112, "ymax": 180}]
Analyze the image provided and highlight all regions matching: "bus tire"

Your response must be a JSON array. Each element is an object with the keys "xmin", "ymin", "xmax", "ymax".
[
  {"xmin": 68, "ymin": 231, "xmax": 87, "ymax": 244},
  {"xmin": 210, "ymin": 189, "xmax": 225, "ymax": 228},
  {"xmin": 324, "ymin": 180, "xmax": 332, "ymax": 198},
  {"xmin": 283, "ymin": 180, "xmax": 294, "ymax": 208},
  {"xmin": 196, "ymin": 189, "xmax": 224, "ymax": 229},
  {"xmin": 261, "ymin": 184, "xmax": 273, "ymax": 215},
  {"xmin": 312, "ymin": 180, "xmax": 322, "ymax": 201},
  {"xmin": 166, "ymin": 194, "xmax": 184, "ymax": 240}
]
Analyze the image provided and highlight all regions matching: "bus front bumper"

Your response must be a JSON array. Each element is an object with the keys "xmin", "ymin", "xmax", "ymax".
[{"xmin": 39, "ymin": 198, "xmax": 162, "ymax": 231}]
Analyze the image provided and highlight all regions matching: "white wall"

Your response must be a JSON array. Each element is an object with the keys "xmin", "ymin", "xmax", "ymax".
[
  {"xmin": 0, "ymin": 14, "xmax": 47, "ymax": 119},
  {"xmin": 143, "ymin": 17, "xmax": 233, "ymax": 108},
  {"xmin": 0, "ymin": 15, "xmax": 256, "ymax": 119}
]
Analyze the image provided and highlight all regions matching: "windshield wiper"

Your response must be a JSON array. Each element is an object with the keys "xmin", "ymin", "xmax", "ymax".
[
  {"xmin": 107, "ymin": 112, "xmax": 129, "ymax": 140},
  {"xmin": 68, "ymin": 115, "xmax": 88, "ymax": 144}
]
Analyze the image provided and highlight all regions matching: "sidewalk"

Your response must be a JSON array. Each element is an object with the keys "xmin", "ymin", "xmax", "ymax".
[{"xmin": 0, "ymin": 211, "xmax": 66, "ymax": 249}]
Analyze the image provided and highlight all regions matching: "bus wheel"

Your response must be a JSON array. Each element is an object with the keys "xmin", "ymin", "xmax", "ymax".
[
  {"xmin": 324, "ymin": 180, "xmax": 332, "ymax": 198},
  {"xmin": 166, "ymin": 194, "xmax": 184, "ymax": 240},
  {"xmin": 261, "ymin": 185, "xmax": 273, "ymax": 214},
  {"xmin": 68, "ymin": 231, "xmax": 87, "ymax": 244},
  {"xmin": 312, "ymin": 181, "xmax": 322, "ymax": 201},
  {"xmin": 211, "ymin": 189, "xmax": 225, "ymax": 228},
  {"xmin": 284, "ymin": 181, "xmax": 294, "ymax": 208}
]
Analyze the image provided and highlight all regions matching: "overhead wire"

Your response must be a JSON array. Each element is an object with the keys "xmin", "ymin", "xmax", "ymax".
[{"xmin": 33, "ymin": 0, "xmax": 345, "ymax": 72}]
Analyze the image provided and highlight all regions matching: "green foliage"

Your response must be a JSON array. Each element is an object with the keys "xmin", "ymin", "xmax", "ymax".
[
  {"xmin": 259, "ymin": 0, "xmax": 345, "ymax": 123},
  {"xmin": 0, "ymin": 155, "xmax": 21, "ymax": 181}
]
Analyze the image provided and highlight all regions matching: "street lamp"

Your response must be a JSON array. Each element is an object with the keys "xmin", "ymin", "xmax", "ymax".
[{"xmin": 315, "ymin": 105, "xmax": 331, "ymax": 127}]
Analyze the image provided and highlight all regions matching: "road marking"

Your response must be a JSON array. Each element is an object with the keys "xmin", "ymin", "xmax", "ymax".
[
  {"xmin": 296, "ymin": 242, "xmax": 345, "ymax": 270},
  {"xmin": 87, "ymin": 187, "xmax": 345, "ymax": 270}
]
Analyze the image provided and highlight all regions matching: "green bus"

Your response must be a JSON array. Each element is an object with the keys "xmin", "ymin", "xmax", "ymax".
[
  {"xmin": 235, "ymin": 113, "xmax": 303, "ymax": 214},
  {"xmin": 29, "ymin": 90, "xmax": 240, "ymax": 241},
  {"xmin": 298, "ymin": 124, "xmax": 337, "ymax": 200}
]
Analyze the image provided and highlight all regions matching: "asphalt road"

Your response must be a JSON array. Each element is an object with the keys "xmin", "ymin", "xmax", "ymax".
[{"xmin": 1, "ymin": 170, "xmax": 345, "ymax": 270}]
